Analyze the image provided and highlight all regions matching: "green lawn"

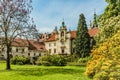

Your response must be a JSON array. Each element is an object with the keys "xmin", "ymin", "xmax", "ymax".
[{"xmin": 0, "ymin": 61, "xmax": 91, "ymax": 80}]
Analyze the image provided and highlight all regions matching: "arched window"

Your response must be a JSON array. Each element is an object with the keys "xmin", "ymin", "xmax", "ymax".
[
  {"xmin": 61, "ymin": 31, "xmax": 64, "ymax": 37},
  {"xmin": 28, "ymin": 53, "xmax": 30, "ymax": 56}
]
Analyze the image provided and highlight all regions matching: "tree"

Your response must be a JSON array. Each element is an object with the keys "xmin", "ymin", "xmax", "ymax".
[
  {"xmin": 96, "ymin": 0, "xmax": 120, "ymax": 44},
  {"xmin": 99, "ymin": 0, "xmax": 120, "ymax": 20},
  {"xmin": 74, "ymin": 14, "xmax": 90, "ymax": 58},
  {"xmin": 0, "ymin": 0, "xmax": 38, "ymax": 70},
  {"xmin": 95, "ymin": 15, "xmax": 120, "ymax": 44}
]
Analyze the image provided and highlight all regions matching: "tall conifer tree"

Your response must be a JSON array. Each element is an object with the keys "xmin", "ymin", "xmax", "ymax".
[{"xmin": 74, "ymin": 14, "xmax": 90, "ymax": 58}]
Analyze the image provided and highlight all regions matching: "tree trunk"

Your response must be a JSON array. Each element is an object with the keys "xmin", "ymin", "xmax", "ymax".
[{"xmin": 6, "ymin": 45, "xmax": 11, "ymax": 70}]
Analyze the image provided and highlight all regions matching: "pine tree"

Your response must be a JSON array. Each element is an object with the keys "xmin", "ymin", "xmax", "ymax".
[{"xmin": 74, "ymin": 14, "xmax": 90, "ymax": 58}]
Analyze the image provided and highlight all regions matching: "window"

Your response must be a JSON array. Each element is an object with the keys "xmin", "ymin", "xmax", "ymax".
[
  {"xmin": 2, "ymin": 48, "xmax": 4, "ymax": 51},
  {"xmin": 34, "ymin": 53, "xmax": 35, "ymax": 56},
  {"xmin": 49, "ymin": 49, "xmax": 51, "ymax": 53},
  {"xmin": 61, "ymin": 31, "xmax": 64, "ymax": 37},
  {"xmin": 54, "ymin": 43, "xmax": 56, "ymax": 46},
  {"xmin": 49, "ymin": 43, "xmax": 51, "ymax": 47},
  {"xmin": 39, "ymin": 53, "xmax": 41, "ymax": 56},
  {"xmin": 16, "ymin": 48, "xmax": 18, "ymax": 52},
  {"xmin": 54, "ymin": 49, "xmax": 56, "ymax": 53},
  {"xmin": 28, "ymin": 53, "xmax": 30, "ymax": 56},
  {"xmin": 22, "ymin": 49, "xmax": 24, "ymax": 52},
  {"xmin": 61, "ymin": 49, "xmax": 64, "ymax": 54}
]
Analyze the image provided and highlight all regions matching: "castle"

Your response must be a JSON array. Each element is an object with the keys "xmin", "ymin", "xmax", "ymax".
[
  {"xmin": 0, "ymin": 12, "xmax": 99, "ymax": 59},
  {"xmin": 39, "ymin": 21, "xmax": 99, "ymax": 55},
  {"xmin": 39, "ymin": 12, "xmax": 99, "ymax": 55}
]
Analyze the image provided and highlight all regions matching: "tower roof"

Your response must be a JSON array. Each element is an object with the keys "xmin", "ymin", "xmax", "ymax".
[{"xmin": 61, "ymin": 19, "xmax": 66, "ymax": 28}]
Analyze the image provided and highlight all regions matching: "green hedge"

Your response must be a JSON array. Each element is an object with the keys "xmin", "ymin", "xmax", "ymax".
[
  {"xmin": 37, "ymin": 55, "xmax": 67, "ymax": 66},
  {"xmin": 11, "ymin": 56, "xmax": 30, "ymax": 65}
]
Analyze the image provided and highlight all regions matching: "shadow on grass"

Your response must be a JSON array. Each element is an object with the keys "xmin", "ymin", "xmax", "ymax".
[{"xmin": 0, "ymin": 67, "xmax": 85, "ymax": 77}]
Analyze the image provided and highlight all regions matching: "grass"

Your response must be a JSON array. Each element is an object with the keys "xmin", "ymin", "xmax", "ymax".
[{"xmin": 0, "ymin": 61, "xmax": 91, "ymax": 80}]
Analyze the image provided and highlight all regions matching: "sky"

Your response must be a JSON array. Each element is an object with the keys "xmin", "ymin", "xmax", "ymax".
[{"xmin": 30, "ymin": 0, "xmax": 107, "ymax": 33}]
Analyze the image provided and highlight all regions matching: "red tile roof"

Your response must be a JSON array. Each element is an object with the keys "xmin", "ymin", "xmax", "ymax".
[
  {"xmin": 70, "ymin": 31, "xmax": 76, "ymax": 39},
  {"xmin": 28, "ymin": 40, "xmax": 46, "ymax": 51},
  {"xmin": 46, "ymin": 34, "xmax": 56, "ymax": 42},
  {"xmin": 12, "ymin": 38, "xmax": 28, "ymax": 47},
  {"xmin": 88, "ymin": 28, "xmax": 99, "ymax": 37},
  {"xmin": 71, "ymin": 28, "xmax": 100, "ymax": 39},
  {"xmin": 12, "ymin": 38, "xmax": 46, "ymax": 51},
  {"xmin": 46, "ymin": 28, "xmax": 99, "ymax": 42}
]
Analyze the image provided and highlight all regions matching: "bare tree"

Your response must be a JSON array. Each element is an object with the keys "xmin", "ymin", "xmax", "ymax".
[{"xmin": 0, "ymin": 0, "xmax": 38, "ymax": 70}]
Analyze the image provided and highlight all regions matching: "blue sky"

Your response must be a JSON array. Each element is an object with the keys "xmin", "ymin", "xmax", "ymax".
[{"xmin": 30, "ymin": 0, "xmax": 107, "ymax": 33}]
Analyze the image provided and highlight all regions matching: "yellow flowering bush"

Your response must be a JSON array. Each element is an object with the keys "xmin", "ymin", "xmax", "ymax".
[{"xmin": 85, "ymin": 30, "xmax": 120, "ymax": 80}]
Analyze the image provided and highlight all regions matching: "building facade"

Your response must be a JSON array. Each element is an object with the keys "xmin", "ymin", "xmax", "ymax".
[
  {"xmin": 44, "ymin": 21, "xmax": 99, "ymax": 55},
  {"xmin": 0, "ymin": 38, "xmax": 45, "ymax": 59}
]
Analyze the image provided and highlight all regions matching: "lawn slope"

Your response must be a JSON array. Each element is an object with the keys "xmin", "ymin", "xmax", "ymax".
[{"xmin": 0, "ymin": 61, "xmax": 90, "ymax": 80}]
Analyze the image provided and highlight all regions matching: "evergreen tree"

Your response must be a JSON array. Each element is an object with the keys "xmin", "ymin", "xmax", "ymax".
[{"xmin": 74, "ymin": 14, "xmax": 90, "ymax": 58}]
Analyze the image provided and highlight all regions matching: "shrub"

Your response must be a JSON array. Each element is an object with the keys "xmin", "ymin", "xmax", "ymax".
[
  {"xmin": 37, "ymin": 56, "xmax": 51, "ymax": 66},
  {"xmin": 78, "ymin": 57, "xmax": 90, "ymax": 63},
  {"xmin": 66, "ymin": 54, "xmax": 78, "ymax": 62},
  {"xmin": 11, "ymin": 56, "xmax": 30, "ymax": 65},
  {"xmin": 85, "ymin": 30, "xmax": 120, "ymax": 79},
  {"xmin": 37, "ymin": 55, "xmax": 67, "ymax": 66}
]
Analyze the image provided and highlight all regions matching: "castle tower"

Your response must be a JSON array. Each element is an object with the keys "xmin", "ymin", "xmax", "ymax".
[
  {"xmin": 89, "ymin": 20, "xmax": 93, "ymax": 29},
  {"xmin": 93, "ymin": 9, "xmax": 98, "ymax": 28},
  {"xmin": 60, "ymin": 20, "xmax": 67, "ymax": 41},
  {"xmin": 59, "ymin": 20, "xmax": 67, "ymax": 54}
]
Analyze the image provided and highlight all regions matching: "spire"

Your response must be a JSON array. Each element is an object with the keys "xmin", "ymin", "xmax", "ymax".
[
  {"xmin": 93, "ymin": 9, "xmax": 98, "ymax": 28},
  {"xmin": 54, "ymin": 26, "xmax": 57, "ymax": 31},
  {"xmin": 89, "ymin": 20, "xmax": 92, "ymax": 29},
  {"xmin": 62, "ymin": 19, "xmax": 65, "ymax": 27},
  {"xmin": 53, "ymin": 26, "xmax": 58, "ymax": 34}
]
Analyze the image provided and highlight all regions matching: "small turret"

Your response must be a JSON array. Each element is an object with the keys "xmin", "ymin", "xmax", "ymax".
[
  {"xmin": 89, "ymin": 20, "xmax": 93, "ymax": 29},
  {"xmin": 60, "ymin": 19, "xmax": 66, "ymax": 29},
  {"xmin": 93, "ymin": 9, "xmax": 98, "ymax": 28},
  {"xmin": 62, "ymin": 21, "xmax": 65, "ymax": 27},
  {"xmin": 53, "ymin": 26, "xmax": 58, "ymax": 34}
]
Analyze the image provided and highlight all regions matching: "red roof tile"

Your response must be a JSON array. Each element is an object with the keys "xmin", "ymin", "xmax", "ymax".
[
  {"xmin": 71, "ymin": 28, "xmax": 99, "ymax": 39},
  {"xmin": 45, "ymin": 28, "xmax": 99, "ymax": 41},
  {"xmin": 12, "ymin": 38, "xmax": 46, "ymax": 51},
  {"xmin": 88, "ymin": 28, "xmax": 99, "ymax": 37},
  {"xmin": 28, "ymin": 40, "xmax": 46, "ymax": 51},
  {"xmin": 46, "ymin": 34, "xmax": 56, "ymax": 42},
  {"xmin": 70, "ymin": 31, "xmax": 76, "ymax": 39},
  {"xmin": 12, "ymin": 38, "xmax": 28, "ymax": 47}
]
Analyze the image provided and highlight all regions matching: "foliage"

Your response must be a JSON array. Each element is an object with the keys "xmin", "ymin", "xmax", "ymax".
[
  {"xmin": 37, "ymin": 55, "xmax": 67, "ymax": 66},
  {"xmin": 99, "ymin": 0, "xmax": 120, "ymax": 20},
  {"xmin": 96, "ymin": 0, "xmax": 120, "ymax": 44},
  {"xmin": 85, "ymin": 30, "xmax": 120, "ymax": 80},
  {"xmin": 96, "ymin": 15, "xmax": 120, "ymax": 43},
  {"xmin": 74, "ymin": 13, "xmax": 90, "ymax": 58},
  {"xmin": 78, "ymin": 57, "xmax": 90, "ymax": 64},
  {"xmin": 11, "ymin": 56, "xmax": 30, "ymax": 65},
  {"xmin": 66, "ymin": 54, "xmax": 78, "ymax": 62},
  {"xmin": 0, "ymin": 0, "xmax": 38, "ymax": 70}
]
